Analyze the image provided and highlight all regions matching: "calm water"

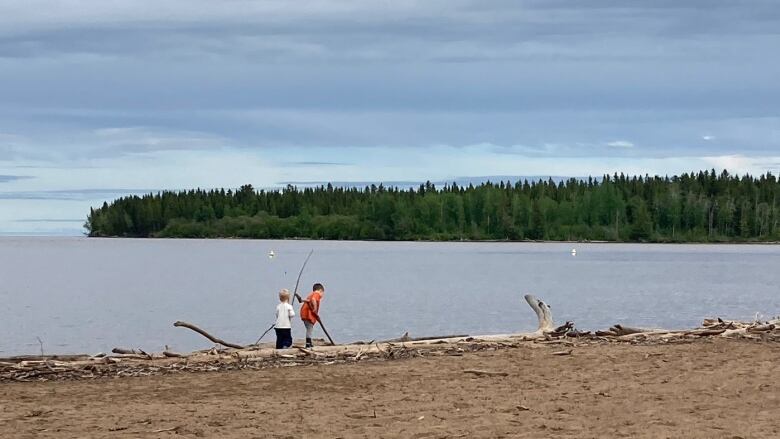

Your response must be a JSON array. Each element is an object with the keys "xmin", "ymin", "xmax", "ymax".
[{"xmin": 1, "ymin": 237, "xmax": 779, "ymax": 356}]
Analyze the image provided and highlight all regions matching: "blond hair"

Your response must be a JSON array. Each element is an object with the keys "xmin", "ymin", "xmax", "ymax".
[{"xmin": 278, "ymin": 288, "xmax": 290, "ymax": 302}]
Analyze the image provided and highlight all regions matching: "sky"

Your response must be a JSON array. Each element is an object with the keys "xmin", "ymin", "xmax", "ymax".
[{"xmin": 1, "ymin": 0, "xmax": 779, "ymax": 235}]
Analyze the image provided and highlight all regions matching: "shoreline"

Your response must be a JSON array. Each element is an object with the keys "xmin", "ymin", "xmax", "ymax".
[
  {"xmin": 8, "ymin": 234, "xmax": 780, "ymax": 245},
  {"xmin": 3, "ymin": 317, "xmax": 776, "ymax": 383},
  {"xmin": 1, "ymin": 337, "xmax": 777, "ymax": 438}
]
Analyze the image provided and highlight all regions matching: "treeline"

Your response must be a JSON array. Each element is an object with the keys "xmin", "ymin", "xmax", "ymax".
[{"xmin": 86, "ymin": 170, "xmax": 780, "ymax": 242}]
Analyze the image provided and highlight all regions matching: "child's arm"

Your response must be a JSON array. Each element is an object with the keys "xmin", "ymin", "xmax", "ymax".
[{"xmin": 288, "ymin": 304, "xmax": 295, "ymax": 318}]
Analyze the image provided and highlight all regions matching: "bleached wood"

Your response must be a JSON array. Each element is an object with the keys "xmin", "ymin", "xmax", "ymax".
[{"xmin": 524, "ymin": 294, "xmax": 554, "ymax": 333}]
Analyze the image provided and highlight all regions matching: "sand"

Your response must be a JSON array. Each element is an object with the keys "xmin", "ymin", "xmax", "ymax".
[{"xmin": 1, "ymin": 338, "xmax": 778, "ymax": 438}]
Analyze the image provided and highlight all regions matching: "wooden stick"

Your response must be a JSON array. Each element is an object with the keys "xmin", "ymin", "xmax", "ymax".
[
  {"xmin": 291, "ymin": 249, "xmax": 314, "ymax": 305},
  {"xmin": 255, "ymin": 323, "xmax": 276, "ymax": 345},
  {"xmin": 551, "ymin": 349, "xmax": 573, "ymax": 356},
  {"xmin": 463, "ymin": 369, "xmax": 508, "ymax": 377},
  {"xmin": 173, "ymin": 321, "xmax": 245, "ymax": 349},
  {"xmin": 306, "ymin": 304, "xmax": 336, "ymax": 346},
  {"xmin": 287, "ymin": 249, "xmax": 335, "ymax": 345}
]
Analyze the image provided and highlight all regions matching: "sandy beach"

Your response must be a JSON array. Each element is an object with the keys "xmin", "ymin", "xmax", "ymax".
[{"xmin": 1, "ymin": 337, "xmax": 777, "ymax": 439}]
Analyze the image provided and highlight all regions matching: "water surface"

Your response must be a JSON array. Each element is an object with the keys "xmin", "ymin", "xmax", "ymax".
[{"xmin": 1, "ymin": 237, "xmax": 778, "ymax": 355}]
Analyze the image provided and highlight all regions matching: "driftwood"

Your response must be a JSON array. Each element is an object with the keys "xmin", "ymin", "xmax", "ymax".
[
  {"xmin": 379, "ymin": 332, "xmax": 470, "ymax": 343},
  {"xmin": 3, "ymin": 316, "xmax": 778, "ymax": 383},
  {"xmin": 2, "ymin": 295, "xmax": 777, "ymax": 383},
  {"xmin": 173, "ymin": 321, "xmax": 245, "ymax": 350},
  {"xmin": 463, "ymin": 369, "xmax": 508, "ymax": 377},
  {"xmin": 524, "ymin": 294, "xmax": 554, "ymax": 333},
  {"xmin": 595, "ymin": 325, "xmax": 656, "ymax": 337},
  {"xmin": 162, "ymin": 351, "xmax": 186, "ymax": 358},
  {"xmin": 551, "ymin": 349, "xmax": 573, "ymax": 356},
  {"xmin": 111, "ymin": 348, "xmax": 152, "ymax": 358},
  {"xmin": 1, "ymin": 354, "xmax": 92, "ymax": 363}
]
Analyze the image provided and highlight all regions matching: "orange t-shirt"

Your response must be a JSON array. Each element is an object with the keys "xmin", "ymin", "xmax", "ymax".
[{"xmin": 300, "ymin": 291, "xmax": 322, "ymax": 324}]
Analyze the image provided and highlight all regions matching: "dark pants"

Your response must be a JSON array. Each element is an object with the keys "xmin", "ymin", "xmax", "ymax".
[{"xmin": 275, "ymin": 328, "xmax": 292, "ymax": 349}]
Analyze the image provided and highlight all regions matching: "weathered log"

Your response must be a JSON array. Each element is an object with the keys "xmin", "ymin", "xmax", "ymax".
[
  {"xmin": 173, "ymin": 321, "xmax": 245, "ymax": 350},
  {"xmin": 611, "ymin": 325, "xmax": 650, "ymax": 336},
  {"xmin": 162, "ymin": 351, "xmax": 186, "ymax": 358},
  {"xmin": 524, "ymin": 294, "xmax": 554, "ymax": 333},
  {"xmin": 112, "ymin": 348, "xmax": 142, "ymax": 355},
  {"xmin": 685, "ymin": 328, "xmax": 727, "ymax": 337},
  {"xmin": 0, "ymin": 354, "xmax": 92, "ymax": 363},
  {"xmin": 747, "ymin": 324, "xmax": 775, "ymax": 333},
  {"xmin": 381, "ymin": 332, "xmax": 411, "ymax": 343},
  {"xmin": 378, "ymin": 333, "xmax": 470, "ymax": 343},
  {"xmin": 548, "ymin": 321, "xmax": 575, "ymax": 337}
]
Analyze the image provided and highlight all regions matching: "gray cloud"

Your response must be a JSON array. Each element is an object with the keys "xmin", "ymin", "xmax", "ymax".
[
  {"xmin": 0, "ymin": 1, "xmax": 778, "ymax": 162},
  {"xmin": 0, "ymin": 188, "xmax": 158, "ymax": 201},
  {"xmin": 283, "ymin": 161, "xmax": 354, "ymax": 166},
  {"xmin": 0, "ymin": 175, "xmax": 33, "ymax": 183},
  {"xmin": 14, "ymin": 218, "xmax": 83, "ymax": 223}
]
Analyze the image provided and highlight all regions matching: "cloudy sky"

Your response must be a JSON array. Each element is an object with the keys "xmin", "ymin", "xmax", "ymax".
[{"xmin": 1, "ymin": 0, "xmax": 779, "ymax": 234}]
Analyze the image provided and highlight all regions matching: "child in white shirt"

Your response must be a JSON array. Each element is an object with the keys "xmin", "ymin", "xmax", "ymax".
[{"xmin": 274, "ymin": 289, "xmax": 295, "ymax": 349}]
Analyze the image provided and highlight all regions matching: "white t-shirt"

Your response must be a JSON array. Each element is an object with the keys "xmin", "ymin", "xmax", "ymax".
[{"xmin": 275, "ymin": 302, "xmax": 295, "ymax": 329}]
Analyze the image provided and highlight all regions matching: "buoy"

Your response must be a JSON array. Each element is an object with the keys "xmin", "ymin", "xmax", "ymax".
[
  {"xmin": 268, "ymin": 250, "xmax": 275, "ymax": 259},
  {"xmin": 571, "ymin": 248, "xmax": 577, "ymax": 256}
]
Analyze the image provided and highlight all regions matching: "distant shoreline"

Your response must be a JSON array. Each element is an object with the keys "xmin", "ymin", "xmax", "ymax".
[{"xmin": 82, "ymin": 235, "xmax": 780, "ymax": 245}]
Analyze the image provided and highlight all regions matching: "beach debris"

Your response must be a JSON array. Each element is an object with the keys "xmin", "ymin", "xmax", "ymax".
[
  {"xmin": 378, "ymin": 333, "xmax": 469, "ymax": 343},
  {"xmin": 2, "ymin": 322, "xmax": 777, "ymax": 383},
  {"xmin": 463, "ymin": 369, "xmax": 509, "ymax": 377},
  {"xmin": 594, "ymin": 325, "xmax": 656, "ymax": 337},
  {"xmin": 551, "ymin": 349, "xmax": 573, "ymax": 356},
  {"xmin": 173, "ymin": 321, "xmax": 245, "ymax": 350},
  {"xmin": 525, "ymin": 294, "xmax": 555, "ymax": 334},
  {"xmin": 151, "ymin": 426, "xmax": 181, "ymax": 433},
  {"xmin": 3, "ymin": 295, "xmax": 778, "ymax": 383}
]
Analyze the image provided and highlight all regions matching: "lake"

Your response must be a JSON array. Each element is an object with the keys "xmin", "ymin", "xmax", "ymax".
[{"xmin": 1, "ymin": 237, "xmax": 779, "ymax": 356}]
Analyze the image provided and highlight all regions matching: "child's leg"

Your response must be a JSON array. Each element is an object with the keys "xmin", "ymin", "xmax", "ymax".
[
  {"xmin": 304, "ymin": 321, "xmax": 314, "ymax": 347},
  {"xmin": 274, "ymin": 328, "xmax": 284, "ymax": 349},
  {"xmin": 282, "ymin": 328, "xmax": 292, "ymax": 348}
]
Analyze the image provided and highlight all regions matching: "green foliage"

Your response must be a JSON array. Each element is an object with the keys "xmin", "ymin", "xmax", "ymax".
[{"xmin": 85, "ymin": 171, "xmax": 780, "ymax": 242}]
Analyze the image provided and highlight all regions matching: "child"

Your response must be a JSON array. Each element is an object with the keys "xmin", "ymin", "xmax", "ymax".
[
  {"xmin": 274, "ymin": 289, "xmax": 295, "ymax": 349},
  {"xmin": 300, "ymin": 283, "xmax": 325, "ymax": 348}
]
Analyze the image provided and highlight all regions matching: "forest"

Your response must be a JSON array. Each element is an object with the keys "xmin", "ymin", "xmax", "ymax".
[{"xmin": 85, "ymin": 170, "xmax": 780, "ymax": 242}]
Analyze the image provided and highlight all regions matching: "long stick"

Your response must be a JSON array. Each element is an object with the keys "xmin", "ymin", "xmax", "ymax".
[
  {"xmin": 292, "ymin": 249, "xmax": 314, "ymax": 304},
  {"xmin": 290, "ymin": 249, "xmax": 335, "ymax": 345},
  {"xmin": 255, "ymin": 323, "xmax": 276, "ymax": 345},
  {"xmin": 306, "ymin": 305, "xmax": 336, "ymax": 346}
]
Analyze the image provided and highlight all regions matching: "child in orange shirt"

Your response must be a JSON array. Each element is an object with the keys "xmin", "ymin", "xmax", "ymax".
[{"xmin": 300, "ymin": 283, "xmax": 324, "ymax": 348}]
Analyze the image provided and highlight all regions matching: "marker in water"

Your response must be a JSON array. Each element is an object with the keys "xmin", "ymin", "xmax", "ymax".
[
  {"xmin": 571, "ymin": 248, "xmax": 577, "ymax": 256},
  {"xmin": 268, "ymin": 250, "xmax": 275, "ymax": 260}
]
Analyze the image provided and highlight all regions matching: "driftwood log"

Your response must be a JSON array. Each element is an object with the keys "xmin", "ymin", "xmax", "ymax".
[
  {"xmin": 173, "ymin": 321, "xmax": 245, "ymax": 349},
  {"xmin": 378, "ymin": 333, "xmax": 470, "ymax": 343},
  {"xmin": 524, "ymin": 294, "xmax": 555, "ymax": 333}
]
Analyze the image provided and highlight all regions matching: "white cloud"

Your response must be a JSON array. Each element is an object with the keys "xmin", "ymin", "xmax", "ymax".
[{"xmin": 606, "ymin": 140, "xmax": 635, "ymax": 148}]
